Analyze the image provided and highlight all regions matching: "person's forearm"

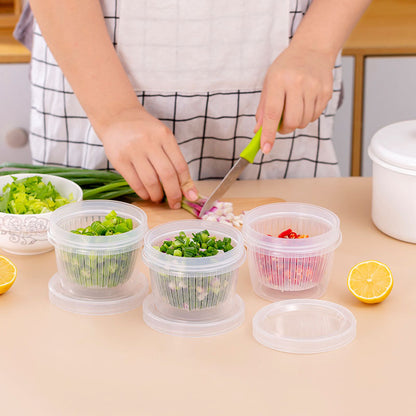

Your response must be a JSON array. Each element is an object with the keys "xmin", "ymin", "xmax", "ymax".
[
  {"xmin": 290, "ymin": 0, "xmax": 372, "ymax": 63},
  {"xmin": 29, "ymin": 0, "xmax": 140, "ymax": 136}
]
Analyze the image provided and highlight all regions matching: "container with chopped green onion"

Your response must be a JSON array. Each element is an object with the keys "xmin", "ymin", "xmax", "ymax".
[
  {"xmin": 142, "ymin": 220, "xmax": 246, "ymax": 314},
  {"xmin": 48, "ymin": 200, "xmax": 148, "ymax": 290}
]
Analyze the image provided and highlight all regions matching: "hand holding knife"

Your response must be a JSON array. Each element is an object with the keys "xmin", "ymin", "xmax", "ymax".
[{"xmin": 198, "ymin": 127, "xmax": 263, "ymax": 217}]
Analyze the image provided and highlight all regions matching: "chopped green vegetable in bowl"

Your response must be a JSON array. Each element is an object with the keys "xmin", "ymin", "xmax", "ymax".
[
  {"xmin": 0, "ymin": 174, "xmax": 83, "ymax": 255},
  {"xmin": 0, "ymin": 175, "xmax": 73, "ymax": 214}
]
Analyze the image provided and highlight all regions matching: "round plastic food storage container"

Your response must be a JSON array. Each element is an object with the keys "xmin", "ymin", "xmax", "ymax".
[
  {"xmin": 47, "ymin": 200, "xmax": 149, "ymax": 315},
  {"xmin": 368, "ymin": 120, "xmax": 416, "ymax": 243},
  {"xmin": 243, "ymin": 202, "xmax": 342, "ymax": 301},
  {"xmin": 142, "ymin": 220, "xmax": 246, "ymax": 337},
  {"xmin": 0, "ymin": 173, "xmax": 83, "ymax": 255}
]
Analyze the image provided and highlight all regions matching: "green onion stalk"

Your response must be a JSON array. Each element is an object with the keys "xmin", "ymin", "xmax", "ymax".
[
  {"xmin": 0, "ymin": 163, "xmax": 207, "ymax": 218},
  {"xmin": 0, "ymin": 163, "xmax": 137, "ymax": 202}
]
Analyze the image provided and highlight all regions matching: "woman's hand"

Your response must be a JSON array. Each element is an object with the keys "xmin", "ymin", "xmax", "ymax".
[
  {"xmin": 255, "ymin": 0, "xmax": 372, "ymax": 154},
  {"xmin": 29, "ymin": 1, "xmax": 198, "ymax": 210},
  {"xmin": 255, "ymin": 45, "xmax": 335, "ymax": 153},
  {"xmin": 100, "ymin": 107, "xmax": 198, "ymax": 209}
]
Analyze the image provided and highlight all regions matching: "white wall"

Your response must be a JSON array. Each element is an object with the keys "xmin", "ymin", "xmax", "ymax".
[
  {"xmin": 362, "ymin": 57, "xmax": 416, "ymax": 176},
  {"xmin": 0, "ymin": 63, "xmax": 31, "ymax": 164}
]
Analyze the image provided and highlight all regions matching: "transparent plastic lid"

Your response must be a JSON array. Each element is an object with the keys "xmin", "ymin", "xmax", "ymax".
[
  {"xmin": 252, "ymin": 299, "xmax": 356, "ymax": 354},
  {"xmin": 143, "ymin": 294, "xmax": 245, "ymax": 337},
  {"xmin": 48, "ymin": 272, "xmax": 149, "ymax": 315}
]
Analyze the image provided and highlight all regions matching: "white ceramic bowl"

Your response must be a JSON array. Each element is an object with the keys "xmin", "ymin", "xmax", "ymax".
[
  {"xmin": 0, "ymin": 174, "xmax": 83, "ymax": 255},
  {"xmin": 368, "ymin": 120, "xmax": 416, "ymax": 243}
]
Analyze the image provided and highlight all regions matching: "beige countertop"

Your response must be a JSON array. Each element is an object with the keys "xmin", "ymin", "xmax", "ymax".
[{"xmin": 1, "ymin": 177, "xmax": 415, "ymax": 416}]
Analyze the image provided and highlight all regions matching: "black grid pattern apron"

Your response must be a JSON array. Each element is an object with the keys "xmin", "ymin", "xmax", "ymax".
[{"xmin": 29, "ymin": 0, "xmax": 342, "ymax": 179}]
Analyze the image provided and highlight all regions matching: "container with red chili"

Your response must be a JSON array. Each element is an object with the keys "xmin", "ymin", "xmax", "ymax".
[{"xmin": 242, "ymin": 203, "xmax": 342, "ymax": 301}]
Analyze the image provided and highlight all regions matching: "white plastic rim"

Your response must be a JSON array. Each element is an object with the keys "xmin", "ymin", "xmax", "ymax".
[
  {"xmin": 368, "ymin": 147, "xmax": 416, "ymax": 177},
  {"xmin": 48, "ymin": 200, "xmax": 148, "ymax": 251},
  {"xmin": 368, "ymin": 120, "xmax": 416, "ymax": 173},
  {"xmin": 142, "ymin": 219, "xmax": 246, "ymax": 274},
  {"xmin": 142, "ymin": 294, "xmax": 245, "ymax": 337},
  {"xmin": 242, "ymin": 202, "xmax": 342, "ymax": 255},
  {"xmin": 252, "ymin": 299, "xmax": 356, "ymax": 354},
  {"xmin": 48, "ymin": 272, "xmax": 149, "ymax": 315}
]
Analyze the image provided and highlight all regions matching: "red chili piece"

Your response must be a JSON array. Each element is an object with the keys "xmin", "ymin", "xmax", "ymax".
[{"xmin": 278, "ymin": 228, "xmax": 293, "ymax": 238}]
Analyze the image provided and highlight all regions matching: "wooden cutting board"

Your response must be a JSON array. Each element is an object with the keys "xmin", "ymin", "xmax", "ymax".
[{"xmin": 133, "ymin": 197, "xmax": 285, "ymax": 228}]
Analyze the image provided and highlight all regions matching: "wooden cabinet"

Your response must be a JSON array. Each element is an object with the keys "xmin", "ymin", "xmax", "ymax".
[
  {"xmin": 0, "ymin": 0, "xmax": 29, "ymax": 63},
  {"xmin": 0, "ymin": 0, "xmax": 21, "ymax": 29},
  {"xmin": 342, "ymin": 0, "xmax": 416, "ymax": 176}
]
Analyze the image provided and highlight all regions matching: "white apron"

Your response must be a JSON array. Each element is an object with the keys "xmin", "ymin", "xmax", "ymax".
[{"xmin": 29, "ymin": 0, "xmax": 342, "ymax": 179}]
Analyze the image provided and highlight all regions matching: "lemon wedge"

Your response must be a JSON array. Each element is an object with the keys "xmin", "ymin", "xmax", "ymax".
[
  {"xmin": 347, "ymin": 260, "xmax": 393, "ymax": 304},
  {"xmin": 0, "ymin": 255, "xmax": 17, "ymax": 295}
]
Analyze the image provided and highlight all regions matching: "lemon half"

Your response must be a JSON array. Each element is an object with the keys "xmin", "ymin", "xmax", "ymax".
[
  {"xmin": 347, "ymin": 260, "xmax": 393, "ymax": 304},
  {"xmin": 0, "ymin": 255, "xmax": 17, "ymax": 295}
]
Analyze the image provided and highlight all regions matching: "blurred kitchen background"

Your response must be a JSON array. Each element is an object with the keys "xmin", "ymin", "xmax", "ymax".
[{"xmin": 1, "ymin": 0, "xmax": 415, "ymax": 177}]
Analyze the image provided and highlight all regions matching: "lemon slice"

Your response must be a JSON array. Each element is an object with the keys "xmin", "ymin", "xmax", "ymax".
[
  {"xmin": 347, "ymin": 260, "xmax": 393, "ymax": 304},
  {"xmin": 0, "ymin": 255, "xmax": 17, "ymax": 295}
]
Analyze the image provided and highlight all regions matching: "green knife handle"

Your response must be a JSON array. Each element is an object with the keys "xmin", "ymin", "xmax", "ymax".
[{"xmin": 240, "ymin": 127, "xmax": 262, "ymax": 163}]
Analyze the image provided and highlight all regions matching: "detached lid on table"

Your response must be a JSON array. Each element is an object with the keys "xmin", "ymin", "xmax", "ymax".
[
  {"xmin": 368, "ymin": 120, "xmax": 416, "ymax": 172},
  {"xmin": 252, "ymin": 299, "xmax": 356, "ymax": 354}
]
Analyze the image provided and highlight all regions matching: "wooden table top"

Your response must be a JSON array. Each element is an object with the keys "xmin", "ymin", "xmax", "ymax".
[{"xmin": 1, "ymin": 177, "xmax": 415, "ymax": 416}]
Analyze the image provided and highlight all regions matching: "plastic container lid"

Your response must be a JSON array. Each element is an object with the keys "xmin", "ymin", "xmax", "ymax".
[
  {"xmin": 368, "ymin": 120, "xmax": 416, "ymax": 173},
  {"xmin": 252, "ymin": 299, "xmax": 356, "ymax": 354},
  {"xmin": 48, "ymin": 272, "xmax": 149, "ymax": 315},
  {"xmin": 143, "ymin": 294, "xmax": 245, "ymax": 337}
]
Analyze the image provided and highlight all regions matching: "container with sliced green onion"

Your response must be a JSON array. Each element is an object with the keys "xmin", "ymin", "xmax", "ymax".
[
  {"xmin": 48, "ymin": 200, "xmax": 148, "ymax": 291},
  {"xmin": 142, "ymin": 220, "xmax": 246, "ymax": 318}
]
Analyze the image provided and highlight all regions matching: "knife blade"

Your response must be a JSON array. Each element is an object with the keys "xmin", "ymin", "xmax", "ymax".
[{"xmin": 199, "ymin": 127, "xmax": 263, "ymax": 217}]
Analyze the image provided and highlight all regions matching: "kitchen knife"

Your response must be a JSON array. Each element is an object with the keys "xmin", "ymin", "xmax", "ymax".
[{"xmin": 198, "ymin": 127, "xmax": 263, "ymax": 217}]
